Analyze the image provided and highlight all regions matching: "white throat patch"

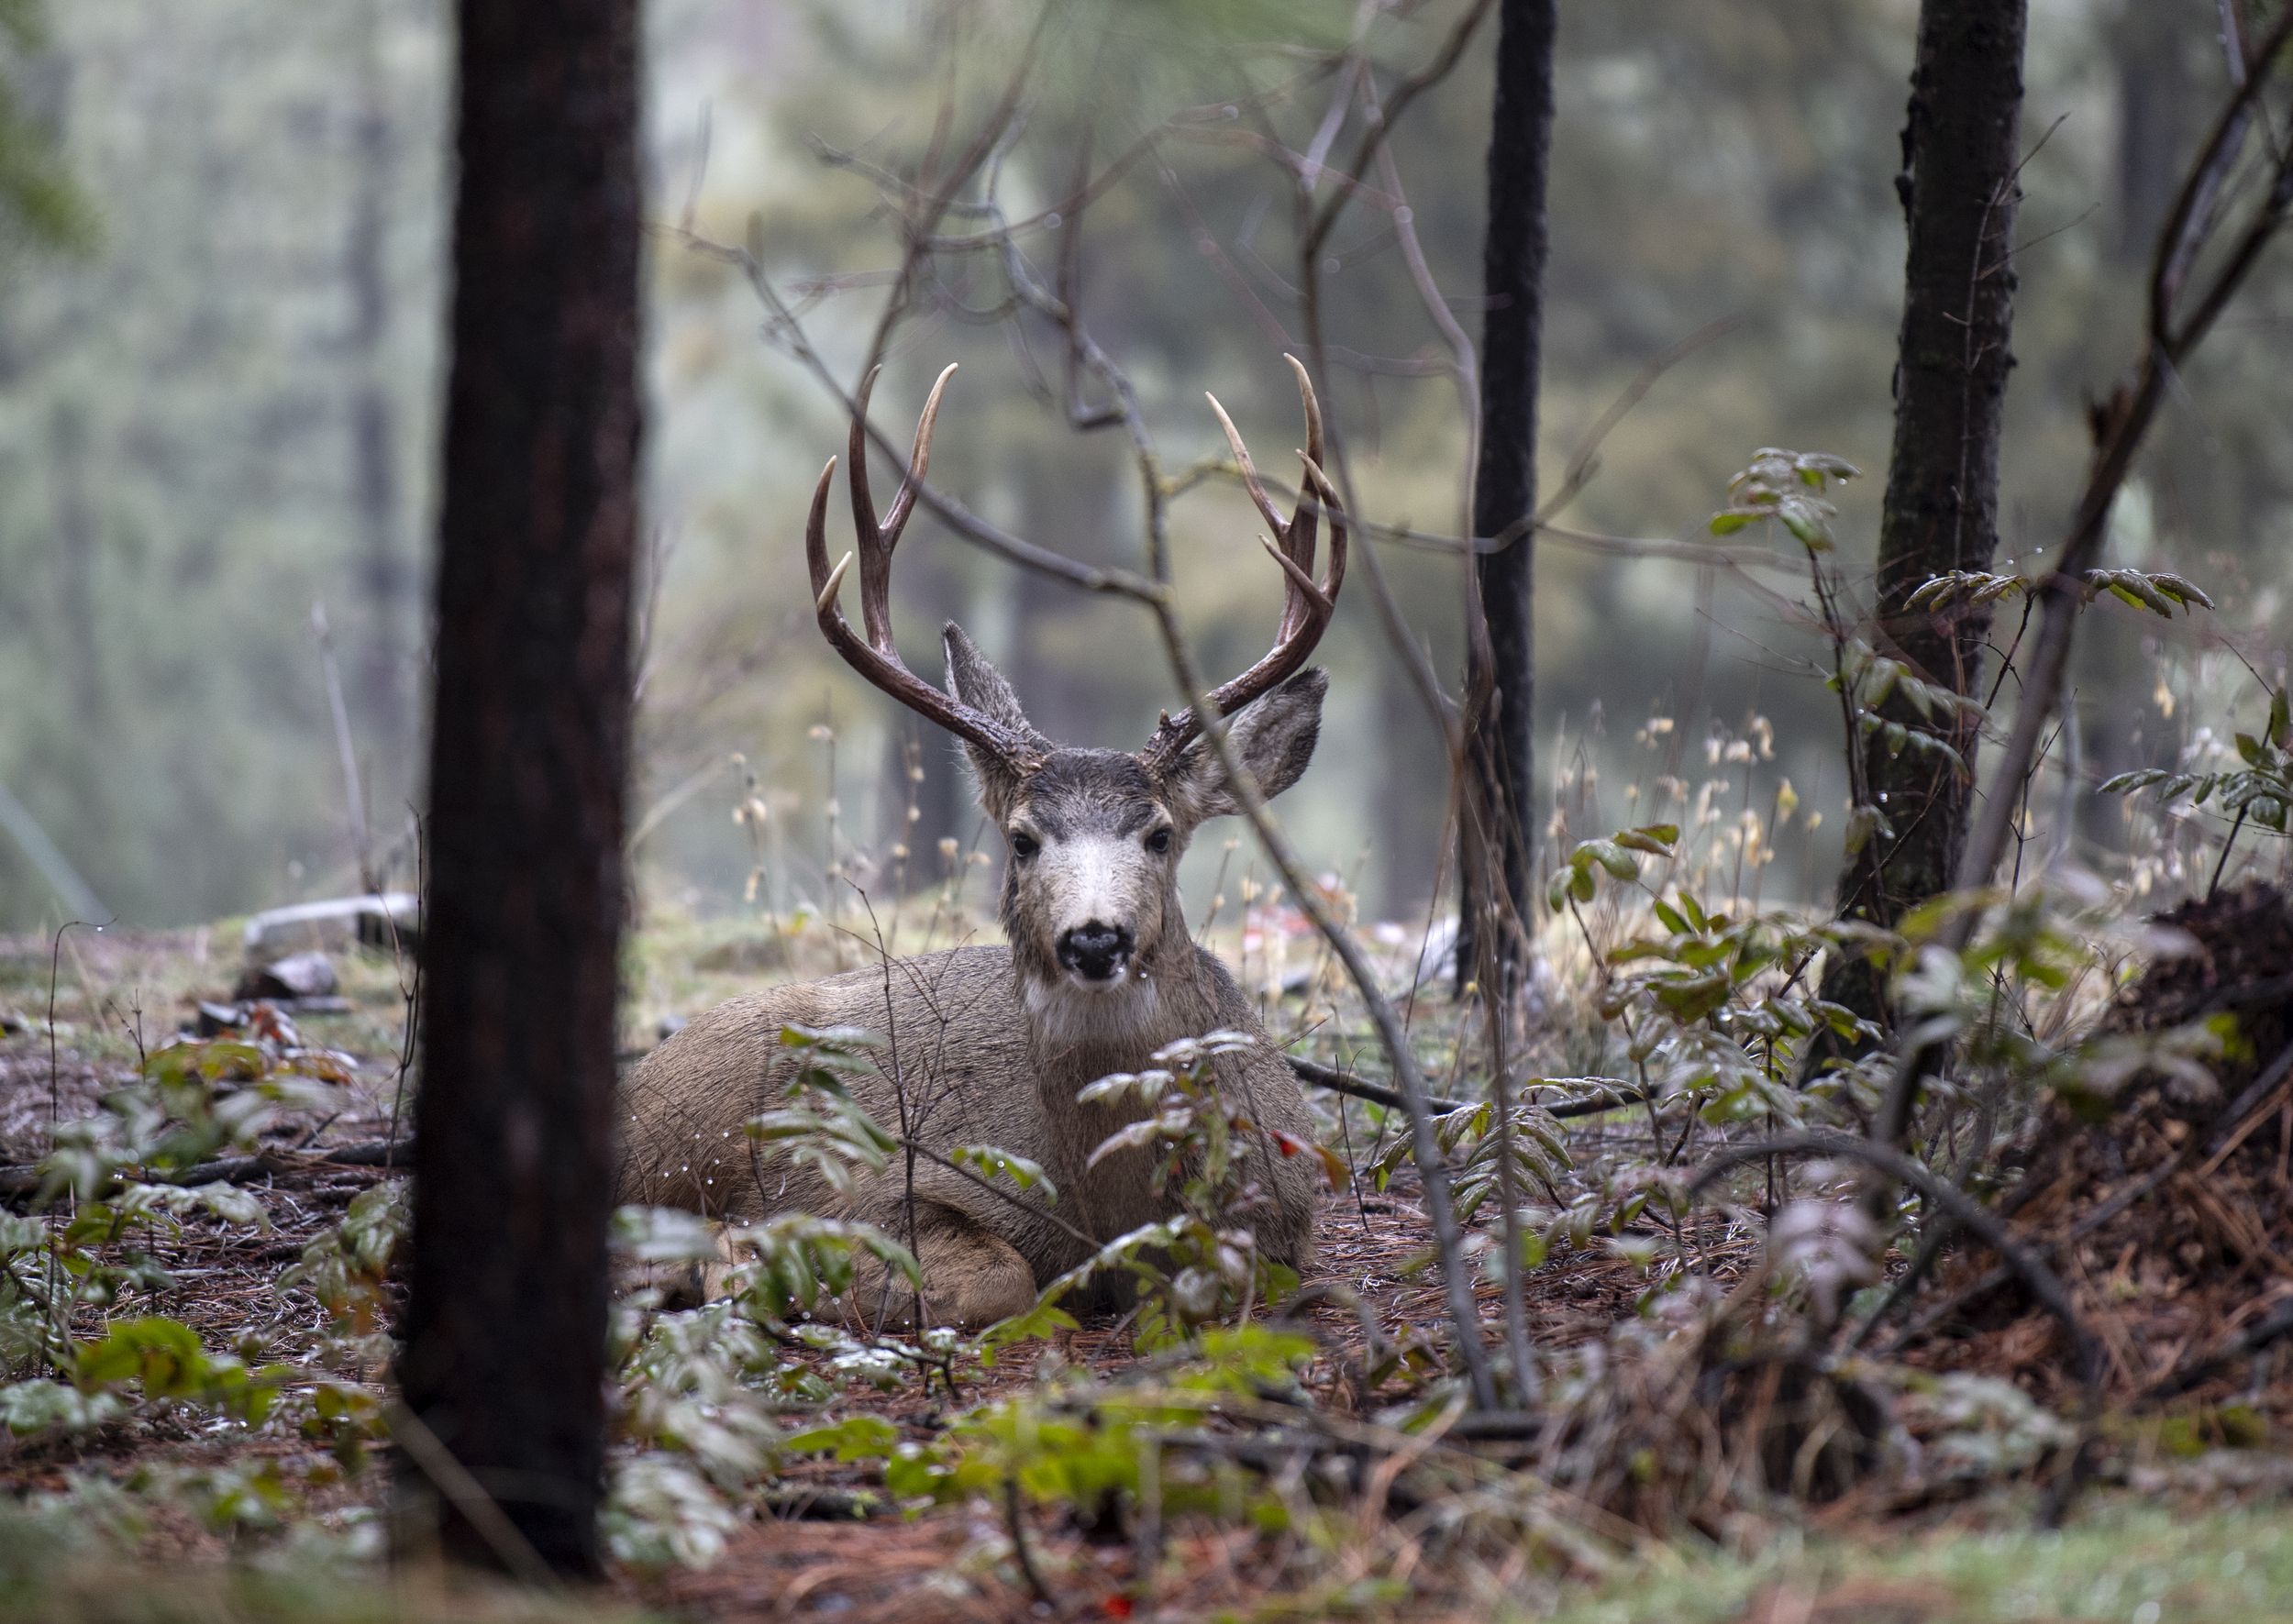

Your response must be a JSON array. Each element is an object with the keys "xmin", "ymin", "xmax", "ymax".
[{"xmin": 1023, "ymin": 970, "xmax": 1165, "ymax": 1055}]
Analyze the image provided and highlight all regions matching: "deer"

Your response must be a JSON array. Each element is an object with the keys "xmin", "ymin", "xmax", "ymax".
[{"xmin": 618, "ymin": 358, "xmax": 1347, "ymax": 1331}]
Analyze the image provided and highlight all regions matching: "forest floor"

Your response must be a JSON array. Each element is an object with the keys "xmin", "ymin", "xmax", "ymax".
[{"xmin": 0, "ymin": 907, "xmax": 2288, "ymax": 1621}]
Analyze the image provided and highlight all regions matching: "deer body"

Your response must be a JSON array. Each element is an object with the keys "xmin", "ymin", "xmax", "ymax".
[
  {"xmin": 621, "ymin": 937, "xmax": 1322, "ymax": 1327},
  {"xmin": 618, "ymin": 360, "xmax": 1348, "ymax": 1329}
]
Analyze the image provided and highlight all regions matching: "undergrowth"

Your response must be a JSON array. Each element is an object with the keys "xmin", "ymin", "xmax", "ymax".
[{"xmin": 0, "ymin": 452, "xmax": 2286, "ymax": 1616}]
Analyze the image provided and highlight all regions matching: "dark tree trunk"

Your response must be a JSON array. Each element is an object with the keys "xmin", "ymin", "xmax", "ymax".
[
  {"xmin": 396, "ymin": 0, "xmax": 642, "ymax": 1579},
  {"xmin": 1819, "ymin": 0, "xmax": 2027, "ymax": 1040},
  {"xmin": 1457, "ymin": 0, "xmax": 1556, "ymax": 995}
]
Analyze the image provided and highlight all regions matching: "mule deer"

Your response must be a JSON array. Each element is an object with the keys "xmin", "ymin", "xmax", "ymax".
[{"xmin": 620, "ymin": 359, "xmax": 1346, "ymax": 1329}]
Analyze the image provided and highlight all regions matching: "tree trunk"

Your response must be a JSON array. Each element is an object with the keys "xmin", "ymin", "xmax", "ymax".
[
  {"xmin": 1456, "ymin": 0, "xmax": 1556, "ymax": 995},
  {"xmin": 396, "ymin": 0, "xmax": 642, "ymax": 1578},
  {"xmin": 1818, "ymin": 0, "xmax": 2027, "ymax": 1042},
  {"xmin": 2112, "ymin": 0, "xmax": 2202, "ymax": 260},
  {"xmin": 347, "ymin": 0, "xmax": 410, "ymax": 785}
]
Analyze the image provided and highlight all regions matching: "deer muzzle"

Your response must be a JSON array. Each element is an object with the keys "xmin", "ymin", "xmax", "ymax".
[{"xmin": 1056, "ymin": 921, "xmax": 1134, "ymax": 984}]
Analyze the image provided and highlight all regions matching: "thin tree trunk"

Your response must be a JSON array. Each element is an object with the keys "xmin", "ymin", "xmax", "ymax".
[
  {"xmin": 2112, "ymin": 0, "xmax": 2202, "ymax": 260},
  {"xmin": 48, "ymin": 403, "xmax": 105, "ymax": 733},
  {"xmin": 396, "ymin": 0, "xmax": 642, "ymax": 1578},
  {"xmin": 347, "ymin": 0, "xmax": 409, "ymax": 780},
  {"xmin": 1457, "ymin": 0, "xmax": 1556, "ymax": 995},
  {"xmin": 1818, "ymin": 0, "xmax": 2027, "ymax": 1044}
]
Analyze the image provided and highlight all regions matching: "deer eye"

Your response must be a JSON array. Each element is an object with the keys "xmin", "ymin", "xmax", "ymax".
[
  {"xmin": 1009, "ymin": 831, "xmax": 1040, "ymax": 861},
  {"xmin": 1145, "ymin": 827, "xmax": 1173, "ymax": 856}
]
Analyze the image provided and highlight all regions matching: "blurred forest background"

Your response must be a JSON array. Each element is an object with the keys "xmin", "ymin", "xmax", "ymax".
[{"xmin": 2, "ymin": 0, "xmax": 2286, "ymax": 934}]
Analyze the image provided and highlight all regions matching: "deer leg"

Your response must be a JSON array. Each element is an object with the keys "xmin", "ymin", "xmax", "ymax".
[{"xmin": 847, "ymin": 1210, "xmax": 1038, "ymax": 1332}]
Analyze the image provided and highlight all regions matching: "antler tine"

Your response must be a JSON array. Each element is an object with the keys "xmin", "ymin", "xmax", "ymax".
[
  {"xmin": 846, "ymin": 362, "xmax": 958, "ymax": 657},
  {"xmin": 1296, "ymin": 448, "xmax": 1347, "ymax": 627},
  {"xmin": 1142, "ymin": 361, "xmax": 1348, "ymax": 773},
  {"xmin": 809, "ymin": 370, "xmax": 1042, "ymax": 773},
  {"xmin": 879, "ymin": 362, "xmax": 957, "ymax": 543},
  {"xmin": 803, "ymin": 455, "xmax": 841, "ymax": 605},
  {"xmin": 1273, "ymin": 354, "xmax": 1337, "ymax": 602},
  {"xmin": 1205, "ymin": 390, "xmax": 1290, "ymax": 537}
]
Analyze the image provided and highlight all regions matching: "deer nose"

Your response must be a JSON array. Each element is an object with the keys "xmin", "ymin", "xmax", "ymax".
[{"xmin": 1057, "ymin": 921, "xmax": 1134, "ymax": 981}]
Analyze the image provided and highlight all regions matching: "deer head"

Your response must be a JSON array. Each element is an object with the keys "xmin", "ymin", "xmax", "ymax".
[{"xmin": 804, "ymin": 359, "xmax": 1347, "ymax": 1015}]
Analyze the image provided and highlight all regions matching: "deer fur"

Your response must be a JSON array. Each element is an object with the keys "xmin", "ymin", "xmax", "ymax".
[
  {"xmin": 619, "ymin": 359, "xmax": 1345, "ymax": 1331},
  {"xmin": 618, "ymin": 647, "xmax": 1330, "ymax": 1329}
]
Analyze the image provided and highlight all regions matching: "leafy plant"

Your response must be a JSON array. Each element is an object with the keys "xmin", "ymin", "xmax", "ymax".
[
  {"xmin": 2103, "ymin": 686, "xmax": 2291, "ymax": 840},
  {"xmin": 745, "ymin": 1024, "xmax": 899, "ymax": 1199},
  {"xmin": 1908, "ymin": 566, "xmax": 2214, "ymax": 620},
  {"xmin": 1707, "ymin": 447, "xmax": 1860, "ymax": 547},
  {"xmin": 1049, "ymin": 1032, "xmax": 1324, "ymax": 1349}
]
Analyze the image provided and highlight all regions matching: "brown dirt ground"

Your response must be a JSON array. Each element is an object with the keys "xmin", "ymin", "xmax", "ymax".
[
  {"xmin": 1901, "ymin": 882, "xmax": 2293, "ymax": 1426},
  {"xmin": 4, "ymin": 911, "xmax": 2288, "ymax": 1622}
]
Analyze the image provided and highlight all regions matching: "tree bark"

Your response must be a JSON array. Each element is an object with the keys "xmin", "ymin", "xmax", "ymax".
[
  {"xmin": 1457, "ymin": 0, "xmax": 1556, "ymax": 995},
  {"xmin": 396, "ymin": 0, "xmax": 642, "ymax": 1578},
  {"xmin": 1819, "ymin": 0, "xmax": 2027, "ymax": 1043}
]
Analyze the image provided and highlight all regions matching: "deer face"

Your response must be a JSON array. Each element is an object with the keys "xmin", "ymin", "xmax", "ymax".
[
  {"xmin": 800, "ymin": 357, "xmax": 1345, "ymax": 1023},
  {"xmin": 943, "ymin": 627, "xmax": 1327, "ymax": 1000}
]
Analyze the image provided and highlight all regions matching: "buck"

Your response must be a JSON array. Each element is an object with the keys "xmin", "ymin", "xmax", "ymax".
[{"xmin": 619, "ymin": 359, "xmax": 1346, "ymax": 1330}]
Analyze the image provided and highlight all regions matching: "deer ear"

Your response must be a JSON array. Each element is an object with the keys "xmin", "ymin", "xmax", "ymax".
[
  {"xmin": 943, "ymin": 623, "xmax": 1041, "ymax": 819},
  {"xmin": 1161, "ymin": 668, "xmax": 1327, "ymax": 824}
]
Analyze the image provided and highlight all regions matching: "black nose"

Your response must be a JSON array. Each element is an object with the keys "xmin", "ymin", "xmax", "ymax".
[{"xmin": 1057, "ymin": 921, "xmax": 1134, "ymax": 981}]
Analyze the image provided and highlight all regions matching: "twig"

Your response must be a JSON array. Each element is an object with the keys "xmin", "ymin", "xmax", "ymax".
[
  {"xmin": 1146, "ymin": 587, "xmax": 1498, "ymax": 1409},
  {"xmin": 2143, "ymin": 1298, "xmax": 2293, "ymax": 1400},
  {"xmin": 1004, "ymin": 1476, "xmax": 1060, "ymax": 1615},
  {"xmin": 1288, "ymin": 1055, "xmax": 1465, "ymax": 1115},
  {"xmin": 385, "ymin": 811, "xmax": 424, "ymax": 1164},
  {"xmin": 311, "ymin": 600, "xmax": 376, "ymax": 893},
  {"xmin": 899, "ymin": 1139, "xmax": 1099, "ymax": 1254}
]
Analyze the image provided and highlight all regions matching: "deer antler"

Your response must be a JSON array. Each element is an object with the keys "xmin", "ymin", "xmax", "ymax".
[
  {"xmin": 1141, "ymin": 355, "xmax": 1348, "ymax": 774},
  {"xmin": 805, "ymin": 363, "xmax": 1047, "ymax": 773}
]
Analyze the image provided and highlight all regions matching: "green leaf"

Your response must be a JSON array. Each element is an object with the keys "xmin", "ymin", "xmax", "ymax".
[
  {"xmin": 786, "ymin": 1414, "xmax": 901, "ymax": 1463},
  {"xmin": 948, "ymin": 1144, "xmax": 1058, "ymax": 1202},
  {"xmin": 611, "ymin": 1206, "xmax": 724, "ymax": 1264},
  {"xmin": 2147, "ymin": 571, "xmax": 2215, "ymax": 610},
  {"xmin": 1584, "ymin": 839, "xmax": 1639, "ymax": 880}
]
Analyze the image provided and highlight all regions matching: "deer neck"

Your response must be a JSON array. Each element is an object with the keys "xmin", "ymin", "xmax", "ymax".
[
  {"xmin": 1009, "ymin": 897, "xmax": 1215, "ymax": 1088},
  {"xmin": 1014, "ymin": 927, "xmax": 1218, "ymax": 1240}
]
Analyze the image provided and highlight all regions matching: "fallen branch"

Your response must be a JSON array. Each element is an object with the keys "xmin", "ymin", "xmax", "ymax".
[
  {"xmin": 1286, "ymin": 1055, "xmax": 1648, "ymax": 1121},
  {"xmin": 0, "ymin": 1138, "xmax": 406, "ymax": 1201}
]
